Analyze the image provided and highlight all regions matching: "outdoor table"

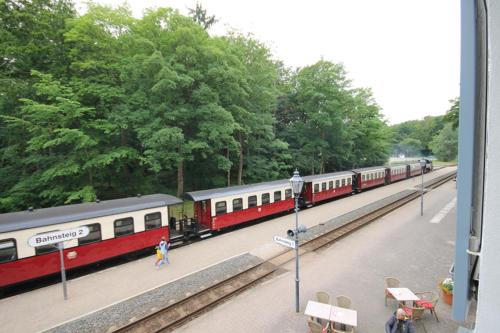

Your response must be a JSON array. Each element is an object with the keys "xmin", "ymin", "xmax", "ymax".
[
  {"xmin": 331, "ymin": 305, "xmax": 358, "ymax": 327},
  {"xmin": 305, "ymin": 301, "xmax": 358, "ymax": 327},
  {"xmin": 386, "ymin": 287, "xmax": 420, "ymax": 305},
  {"xmin": 305, "ymin": 300, "xmax": 331, "ymax": 321}
]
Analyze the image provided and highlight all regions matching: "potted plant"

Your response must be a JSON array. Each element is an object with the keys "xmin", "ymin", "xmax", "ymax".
[{"xmin": 439, "ymin": 277, "xmax": 454, "ymax": 305}]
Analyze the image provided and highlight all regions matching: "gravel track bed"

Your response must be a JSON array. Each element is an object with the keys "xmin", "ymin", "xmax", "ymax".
[{"xmin": 43, "ymin": 253, "xmax": 263, "ymax": 333}]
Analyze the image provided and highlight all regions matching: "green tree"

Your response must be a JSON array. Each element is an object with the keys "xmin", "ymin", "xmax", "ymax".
[
  {"xmin": 430, "ymin": 123, "xmax": 458, "ymax": 161},
  {"xmin": 1, "ymin": 71, "xmax": 100, "ymax": 210},
  {"xmin": 188, "ymin": 2, "xmax": 217, "ymax": 30},
  {"xmin": 444, "ymin": 97, "xmax": 459, "ymax": 129}
]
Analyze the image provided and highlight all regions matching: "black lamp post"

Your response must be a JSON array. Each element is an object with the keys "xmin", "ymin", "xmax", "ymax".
[{"xmin": 289, "ymin": 169, "xmax": 304, "ymax": 313}]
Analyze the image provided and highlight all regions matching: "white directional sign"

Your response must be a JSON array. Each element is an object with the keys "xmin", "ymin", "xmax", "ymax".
[
  {"xmin": 28, "ymin": 226, "xmax": 90, "ymax": 247},
  {"xmin": 273, "ymin": 235, "xmax": 296, "ymax": 249}
]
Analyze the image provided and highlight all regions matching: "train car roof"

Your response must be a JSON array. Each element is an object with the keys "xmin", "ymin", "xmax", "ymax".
[
  {"xmin": 0, "ymin": 194, "xmax": 182, "ymax": 233},
  {"xmin": 351, "ymin": 166, "xmax": 387, "ymax": 173},
  {"xmin": 185, "ymin": 179, "xmax": 290, "ymax": 201},
  {"xmin": 302, "ymin": 170, "xmax": 354, "ymax": 182}
]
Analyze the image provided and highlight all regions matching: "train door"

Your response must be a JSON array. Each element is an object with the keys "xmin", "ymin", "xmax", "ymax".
[
  {"xmin": 194, "ymin": 200, "xmax": 212, "ymax": 229},
  {"xmin": 302, "ymin": 182, "xmax": 313, "ymax": 205},
  {"xmin": 385, "ymin": 168, "xmax": 391, "ymax": 184}
]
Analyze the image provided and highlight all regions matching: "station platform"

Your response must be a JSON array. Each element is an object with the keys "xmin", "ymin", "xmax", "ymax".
[
  {"xmin": 0, "ymin": 167, "xmax": 459, "ymax": 333},
  {"xmin": 173, "ymin": 180, "xmax": 469, "ymax": 332}
]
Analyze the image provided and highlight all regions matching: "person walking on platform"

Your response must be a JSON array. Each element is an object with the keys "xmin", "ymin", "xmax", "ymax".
[
  {"xmin": 155, "ymin": 237, "xmax": 170, "ymax": 269},
  {"xmin": 385, "ymin": 308, "xmax": 416, "ymax": 333}
]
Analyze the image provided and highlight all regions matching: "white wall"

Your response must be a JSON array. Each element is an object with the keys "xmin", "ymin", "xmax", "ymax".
[{"xmin": 475, "ymin": 1, "xmax": 500, "ymax": 331}]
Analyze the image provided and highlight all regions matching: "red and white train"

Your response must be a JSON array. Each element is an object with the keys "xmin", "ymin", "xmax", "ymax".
[{"xmin": 0, "ymin": 161, "xmax": 432, "ymax": 287}]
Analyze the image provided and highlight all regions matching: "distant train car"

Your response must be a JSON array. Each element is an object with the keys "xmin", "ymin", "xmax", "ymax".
[
  {"xmin": 301, "ymin": 171, "xmax": 354, "ymax": 205},
  {"xmin": 0, "ymin": 194, "xmax": 181, "ymax": 287},
  {"xmin": 352, "ymin": 166, "xmax": 387, "ymax": 192},
  {"xmin": 385, "ymin": 165, "xmax": 408, "ymax": 184},
  {"xmin": 185, "ymin": 179, "xmax": 295, "ymax": 231},
  {"xmin": 408, "ymin": 162, "xmax": 423, "ymax": 177}
]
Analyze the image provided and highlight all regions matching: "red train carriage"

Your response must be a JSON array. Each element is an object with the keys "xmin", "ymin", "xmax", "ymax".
[
  {"xmin": 386, "ymin": 165, "xmax": 408, "ymax": 183},
  {"xmin": 0, "ymin": 194, "xmax": 181, "ymax": 287},
  {"xmin": 408, "ymin": 162, "xmax": 423, "ymax": 177},
  {"xmin": 301, "ymin": 171, "xmax": 354, "ymax": 205},
  {"xmin": 352, "ymin": 166, "xmax": 387, "ymax": 192},
  {"xmin": 185, "ymin": 179, "xmax": 295, "ymax": 231}
]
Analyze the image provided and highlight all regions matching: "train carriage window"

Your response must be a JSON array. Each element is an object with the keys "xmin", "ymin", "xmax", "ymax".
[
  {"xmin": 336, "ymin": 179, "xmax": 340, "ymax": 188},
  {"xmin": 79, "ymin": 223, "xmax": 102, "ymax": 245},
  {"xmin": 321, "ymin": 182, "xmax": 327, "ymax": 191},
  {"xmin": 329, "ymin": 181, "xmax": 333, "ymax": 189},
  {"xmin": 215, "ymin": 201, "xmax": 227, "ymax": 215},
  {"xmin": 248, "ymin": 195, "xmax": 257, "ymax": 208},
  {"xmin": 285, "ymin": 189, "xmax": 292, "ymax": 199},
  {"xmin": 348, "ymin": 178, "xmax": 351, "ymax": 185},
  {"xmin": 233, "ymin": 198, "xmax": 243, "ymax": 211},
  {"xmin": 145, "ymin": 212, "xmax": 162, "ymax": 230},
  {"xmin": 0, "ymin": 239, "xmax": 17, "ymax": 263},
  {"xmin": 262, "ymin": 193, "xmax": 270, "ymax": 205},
  {"xmin": 35, "ymin": 230, "xmax": 59, "ymax": 255},
  {"xmin": 274, "ymin": 191, "xmax": 282, "ymax": 202},
  {"xmin": 362, "ymin": 174, "xmax": 366, "ymax": 181},
  {"xmin": 313, "ymin": 184, "xmax": 319, "ymax": 193},
  {"xmin": 114, "ymin": 217, "xmax": 134, "ymax": 237},
  {"xmin": 342, "ymin": 179, "xmax": 346, "ymax": 187}
]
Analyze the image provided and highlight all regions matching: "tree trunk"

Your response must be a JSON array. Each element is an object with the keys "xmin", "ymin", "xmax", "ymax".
[
  {"xmin": 238, "ymin": 133, "xmax": 244, "ymax": 185},
  {"xmin": 177, "ymin": 159, "xmax": 184, "ymax": 197}
]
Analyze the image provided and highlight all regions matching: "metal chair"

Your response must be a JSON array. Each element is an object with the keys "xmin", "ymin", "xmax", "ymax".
[
  {"xmin": 385, "ymin": 277, "xmax": 400, "ymax": 306},
  {"xmin": 401, "ymin": 303, "xmax": 427, "ymax": 333},
  {"xmin": 415, "ymin": 291, "xmax": 440, "ymax": 321},
  {"xmin": 336, "ymin": 295, "xmax": 352, "ymax": 309}
]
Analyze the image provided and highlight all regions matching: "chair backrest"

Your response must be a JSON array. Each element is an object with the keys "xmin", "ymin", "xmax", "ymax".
[
  {"xmin": 332, "ymin": 326, "xmax": 354, "ymax": 333},
  {"xmin": 336, "ymin": 295, "xmax": 352, "ymax": 309},
  {"xmin": 316, "ymin": 291, "xmax": 331, "ymax": 304},
  {"xmin": 416, "ymin": 291, "xmax": 439, "ymax": 306},
  {"xmin": 385, "ymin": 277, "xmax": 400, "ymax": 288},
  {"xmin": 411, "ymin": 306, "xmax": 426, "ymax": 320},
  {"xmin": 307, "ymin": 320, "xmax": 324, "ymax": 333}
]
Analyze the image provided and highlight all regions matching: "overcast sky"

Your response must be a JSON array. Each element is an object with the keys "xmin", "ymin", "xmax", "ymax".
[{"xmin": 82, "ymin": 0, "xmax": 461, "ymax": 125}]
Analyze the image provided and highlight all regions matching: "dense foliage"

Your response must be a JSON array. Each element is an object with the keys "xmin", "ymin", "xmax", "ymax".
[
  {"xmin": 390, "ymin": 98, "xmax": 459, "ymax": 161},
  {"xmin": 1, "ymin": 1, "xmax": 392, "ymax": 212}
]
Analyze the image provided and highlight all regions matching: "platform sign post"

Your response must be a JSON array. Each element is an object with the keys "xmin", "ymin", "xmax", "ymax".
[{"xmin": 28, "ymin": 226, "xmax": 89, "ymax": 300}]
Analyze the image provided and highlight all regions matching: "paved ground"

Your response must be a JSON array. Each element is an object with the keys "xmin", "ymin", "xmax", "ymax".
[
  {"xmin": 0, "ymin": 167, "xmax": 455, "ymax": 333},
  {"xmin": 176, "ymin": 180, "xmax": 460, "ymax": 333}
]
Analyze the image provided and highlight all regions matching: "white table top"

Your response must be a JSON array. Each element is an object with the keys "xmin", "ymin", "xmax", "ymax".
[
  {"xmin": 387, "ymin": 288, "xmax": 420, "ymax": 301},
  {"xmin": 305, "ymin": 301, "xmax": 331, "ymax": 321},
  {"xmin": 331, "ymin": 305, "xmax": 358, "ymax": 326},
  {"xmin": 305, "ymin": 301, "xmax": 358, "ymax": 327}
]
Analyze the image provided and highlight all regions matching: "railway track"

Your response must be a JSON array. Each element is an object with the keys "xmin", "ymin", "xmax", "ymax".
[{"xmin": 112, "ymin": 171, "xmax": 456, "ymax": 333}]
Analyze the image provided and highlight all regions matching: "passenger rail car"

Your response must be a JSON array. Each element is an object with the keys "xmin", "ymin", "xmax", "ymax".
[
  {"xmin": 185, "ymin": 179, "xmax": 295, "ymax": 231},
  {"xmin": 386, "ymin": 165, "xmax": 408, "ymax": 183},
  {"xmin": 301, "ymin": 171, "xmax": 354, "ymax": 205},
  {"xmin": 408, "ymin": 162, "xmax": 423, "ymax": 177},
  {"xmin": 352, "ymin": 166, "xmax": 387, "ymax": 192},
  {"xmin": 0, "ymin": 194, "xmax": 181, "ymax": 287}
]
